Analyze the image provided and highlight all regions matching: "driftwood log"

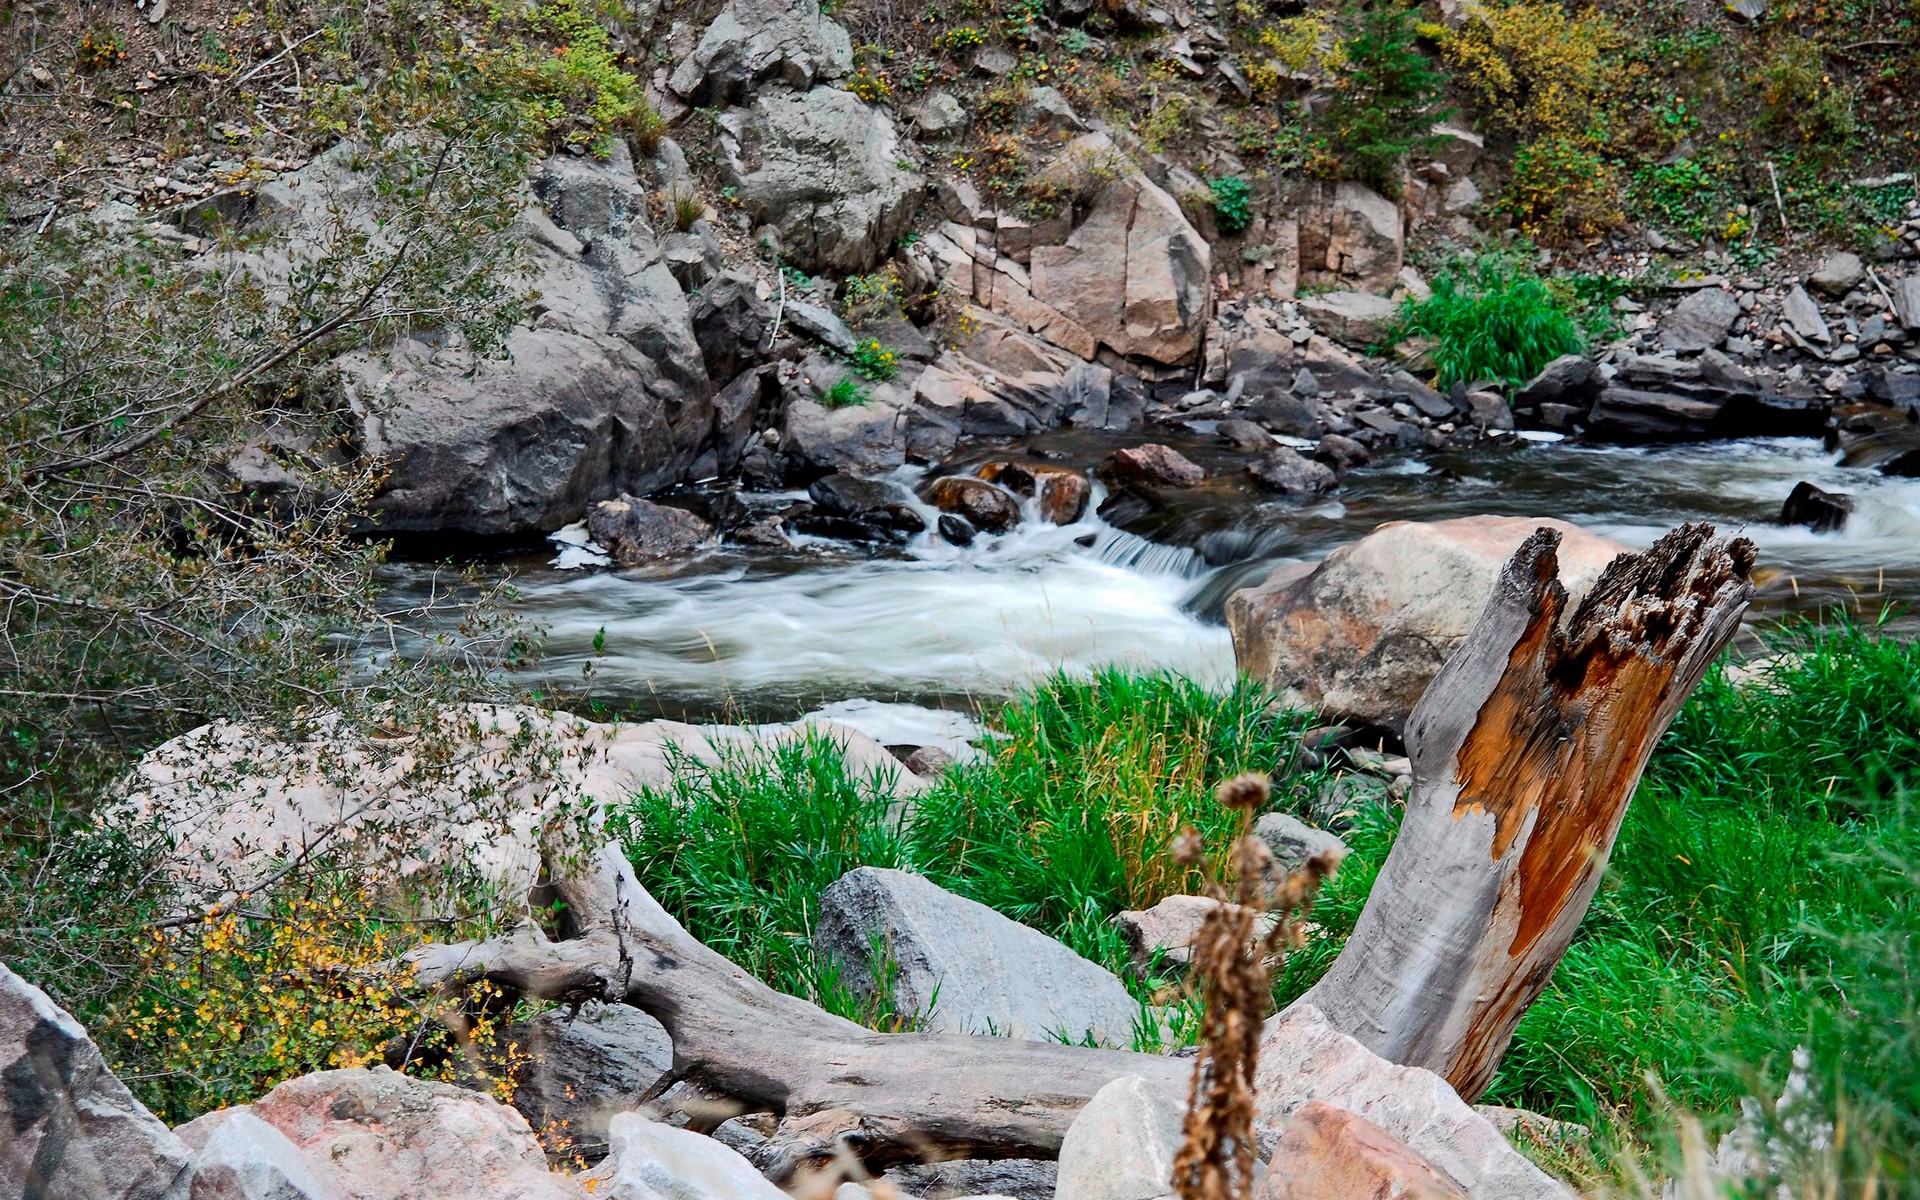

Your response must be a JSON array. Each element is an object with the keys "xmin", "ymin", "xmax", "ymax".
[
  {"xmin": 1297, "ymin": 523, "xmax": 1755, "ymax": 1100},
  {"xmin": 406, "ymin": 842, "xmax": 1187, "ymax": 1178}
]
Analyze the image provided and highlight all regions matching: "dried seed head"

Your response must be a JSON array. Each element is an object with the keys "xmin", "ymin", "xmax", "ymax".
[
  {"xmin": 1171, "ymin": 826, "xmax": 1205, "ymax": 865},
  {"xmin": 1215, "ymin": 772, "xmax": 1272, "ymax": 812}
]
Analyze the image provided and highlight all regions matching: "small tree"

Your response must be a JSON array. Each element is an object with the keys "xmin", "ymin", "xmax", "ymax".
[{"xmin": 1312, "ymin": 4, "xmax": 1450, "ymax": 194}]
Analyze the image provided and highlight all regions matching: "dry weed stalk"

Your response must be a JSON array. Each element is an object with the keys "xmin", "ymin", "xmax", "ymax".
[{"xmin": 1171, "ymin": 773, "xmax": 1342, "ymax": 1200}]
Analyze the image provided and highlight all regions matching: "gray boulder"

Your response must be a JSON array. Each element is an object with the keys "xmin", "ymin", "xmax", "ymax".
[
  {"xmin": 1513, "ymin": 355, "xmax": 1598, "ymax": 409},
  {"xmin": 1296, "ymin": 291, "xmax": 1400, "ymax": 347},
  {"xmin": 1113, "ymin": 894, "xmax": 1276, "ymax": 969},
  {"xmin": 668, "ymin": 0, "xmax": 852, "ymax": 106},
  {"xmin": 1247, "ymin": 447, "xmax": 1337, "ymax": 494},
  {"xmin": 781, "ymin": 367, "xmax": 909, "ymax": 476},
  {"xmin": 910, "ymin": 91, "xmax": 969, "ymax": 137},
  {"xmin": 814, "ymin": 866, "xmax": 1142, "ymax": 1045},
  {"xmin": 585, "ymin": 496, "xmax": 712, "ymax": 566},
  {"xmin": 882, "ymin": 1159, "xmax": 1057, "ymax": 1200},
  {"xmin": 1, "ymin": 962, "xmax": 192, "ymax": 1200},
  {"xmin": 500, "ymin": 1003, "xmax": 674, "ymax": 1160},
  {"xmin": 176, "ymin": 1110, "xmax": 345, "ymax": 1200},
  {"xmin": 1055, "ymin": 1075, "xmax": 1184, "ymax": 1200},
  {"xmin": 594, "ymin": 1112, "xmax": 788, "ymax": 1200},
  {"xmin": 1657, "ymin": 287, "xmax": 1739, "ymax": 353},
  {"xmin": 1782, "ymin": 284, "xmax": 1832, "ymax": 344},
  {"xmin": 718, "ymin": 87, "xmax": 921, "ymax": 274},
  {"xmin": 1253, "ymin": 813, "xmax": 1348, "ymax": 873},
  {"xmin": 1808, "ymin": 251, "xmax": 1865, "ymax": 298},
  {"xmin": 786, "ymin": 298, "xmax": 859, "ymax": 355}
]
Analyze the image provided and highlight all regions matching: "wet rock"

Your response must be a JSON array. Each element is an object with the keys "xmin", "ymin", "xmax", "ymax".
[
  {"xmin": 1055, "ymin": 1076, "xmax": 1184, "ymax": 1200},
  {"xmin": 176, "ymin": 1109, "xmax": 346, "ymax": 1200},
  {"xmin": 882, "ymin": 1159, "xmax": 1057, "ymax": 1200},
  {"xmin": 814, "ymin": 866, "xmax": 1141, "ymax": 1044},
  {"xmin": 497, "ymin": 1003, "xmax": 673, "ymax": 1161},
  {"xmin": 923, "ymin": 476, "xmax": 1022, "ymax": 534},
  {"xmin": 1098, "ymin": 444, "xmax": 1206, "ymax": 489},
  {"xmin": 668, "ymin": 0, "xmax": 852, "ymax": 106},
  {"xmin": 1254, "ymin": 1006, "xmax": 1571, "ymax": 1200},
  {"xmin": 1298, "ymin": 180, "xmax": 1404, "ymax": 292},
  {"xmin": 242, "ymin": 1068, "xmax": 584, "ymax": 1200},
  {"xmin": 982, "ymin": 461, "xmax": 1092, "ymax": 524},
  {"xmin": 1779, "ymin": 480, "xmax": 1854, "ymax": 533},
  {"xmin": 1585, "ymin": 386, "xmax": 1724, "ymax": 440},
  {"xmin": 1782, "ymin": 284, "xmax": 1832, "ymax": 344},
  {"xmin": 1296, "ymin": 291, "xmax": 1399, "ymax": 347},
  {"xmin": 1255, "ymin": 1101, "xmax": 1466, "ymax": 1200},
  {"xmin": 592, "ymin": 1111, "xmax": 787, "ymax": 1200},
  {"xmin": 1113, "ymin": 894, "xmax": 1277, "ymax": 969},
  {"xmin": 1464, "ymin": 389, "xmax": 1514, "ymax": 431},
  {"xmin": 1251, "ymin": 393, "xmax": 1328, "ymax": 440},
  {"xmin": 586, "ymin": 496, "xmax": 712, "ymax": 566},
  {"xmin": 1217, "ymin": 418, "xmax": 1274, "ymax": 451},
  {"xmin": 1314, "ymin": 433, "xmax": 1371, "ymax": 470},
  {"xmin": 1226, "ymin": 516, "xmax": 1627, "ymax": 736},
  {"xmin": 717, "ymin": 87, "xmax": 920, "ymax": 274},
  {"xmin": 1247, "ymin": 447, "xmax": 1338, "ymax": 494},
  {"xmin": 1031, "ymin": 175, "xmax": 1212, "ymax": 365},
  {"xmin": 1383, "ymin": 369, "xmax": 1455, "ymax": 420},
  {"xmin": 1254, "ymin": 812, "xmax": 1349, "ymax": 874},
  {"xmin": 0, "ymin": 963, "xmax": 192, "ymax": 1200},
  {"xmin": 730, "ymin": 515, "xmax": 793, "ymax": 549},
  {"xmin": 1657, "ymin": 287, "xmax": 1740, "ymax": 354},
  {"xmin": 938, "ymin": 512, "xmax": 977, "ymax": 545},
  {"xmin": 805, "ymin": 474, "xmax": 926, "ymax": 540},
  {"xmin": 1809, "ymin": 251, "xmax": 1866, "ymax": 298}
]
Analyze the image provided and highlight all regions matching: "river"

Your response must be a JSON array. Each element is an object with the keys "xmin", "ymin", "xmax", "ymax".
[{"xmin": 385, "ymin": 433, "xmax": 1920, "ymax": 748}]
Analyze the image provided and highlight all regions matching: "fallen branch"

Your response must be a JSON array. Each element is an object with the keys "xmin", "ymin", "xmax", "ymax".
[
  {"xmin": 406, "ymin": 843, "xmax": 1186, "ymax": 1179},
  {"xmin": 1296, "ymin": 523, "xmax": 1755, "ymax": 1100}
]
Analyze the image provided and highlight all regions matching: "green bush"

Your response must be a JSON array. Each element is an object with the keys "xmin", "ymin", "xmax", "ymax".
[
  {"xmin": 1310, "ymin": 4, "xmax": 1450, "ymax": 193},
  {"xmin": 1388, "ymin": 249, "xmax": 1587, "ymax": 387},
  {"xmin": 1209, "ymin": 175, "xmax": 1254, "ymax": 233},
  {"xmin": 820, "ymin": 375, "xmax": 871, "ymax": 408},
  {"xmin": 848, "ymin": 337, "xmax": 901, "ymax": 382}
]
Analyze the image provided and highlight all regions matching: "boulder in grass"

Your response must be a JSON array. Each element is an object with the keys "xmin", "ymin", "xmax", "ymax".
[
  {"xmin": 1226, "ymin": 516, "xmax": 1626, "ymax": 736},
  {"xmin": 814, "ymin": 867, "xmax": 1142, "ymax": 1045},
  {"xmin": 1113, "ymin": 894, "xmax": 1278, "ymax": 969},
  {"xmin": 0, "ymin": 963, "xmax": 192, "ymax": 1200},
  {"xmin": 1253, "ymin": 813, "xmax": 1348, "ymax": 874}
]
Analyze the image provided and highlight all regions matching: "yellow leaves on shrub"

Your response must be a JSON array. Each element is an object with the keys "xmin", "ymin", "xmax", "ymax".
[
  {"xmin": 1247, "ymin": 13, "xmax": 1347, "ymax": 97},
  {"xmin": 1432, "ymin": 0, "xmax": 1626, "ymax": 140}
]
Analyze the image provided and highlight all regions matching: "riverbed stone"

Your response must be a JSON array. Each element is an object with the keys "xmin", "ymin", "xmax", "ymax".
[
  {"xmin": 923, "ymin": 475, "xmax": 1022, "ymax": 534},
  {"xmin": 1247, "ymin": 447, "xmax": 1337, "ymax": 494},
  {"xmin": 1658, "ymin": 287, "xmax": 1740, "ymax": 353},
  {"xmin": 1097, "ymin": 444, "xmax": 1206, "ymax": 489},
  {"xmin": 1225, "ymin": 516, "xmax": 1628, "ymax": 736},
  {"xmin": 1513, "ymin": 354, "xmax": 1600, "ymax": 410},
  {"xmin": 1314, "ymin": 433, "xmax": 1371, "ymax": 469},
  {"xmin": 586, "ymin": 496, "xmax": 712, "ymax": 566},
  {"xmin": 1779, "ymin": 480, "xmax": 1854, "ymax": 533},
  {"xmin": 1782, "ymin": 285, "xmax": 1832, "ymax": 344},
  {"xmin": 1808, "ymin": 251, "xmax": 1866, "ymax": 298},
  {"xmin": 0, "ymin": 963, "xmax": 192, "ymax": 1200},
  {"xmin": 1055, "ymin": 1075, "xmax": 1184, "ymax": 1200},
  {"xmin": 814, "ymin": 867, "xmax": 1141, "ymax": 1045}
]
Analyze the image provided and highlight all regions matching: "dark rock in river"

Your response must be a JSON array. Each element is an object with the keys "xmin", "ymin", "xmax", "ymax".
[
  {"xmin": 1315, "ymin": 433, "xmax": 1372, "ymax": 470},
  {"xmin": 805, "ymin": 473, "xmax": 927, "ymax": 542},
  {"xmin": 1247, "ymin": 447, "xmax": 1337, "ymax": 494},
  {"xmin": 923, "ymin": 475, "xmax": 1021, "ymax": 534},
  {"xmin": 1098, "ymin": 443, "xmax": 1206, "ymax": 489},
  {"xmin": 587, "ymin": 496, "xmax": 712, "ymax": 565},
  {"xmin": 1779, "ymin": 481, "xmax": 1854, "ymax": 533},
  {"xmin": 980, "ymin": 460, "xmax": 1092, "ymax": 524}
]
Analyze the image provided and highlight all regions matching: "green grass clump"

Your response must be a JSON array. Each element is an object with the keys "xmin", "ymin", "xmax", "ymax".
[
  {"xmin": 820, "ymin": 375, "xmax": 870, "ymax": 408},
  {"xmin": 1390, "ymin": 248, "xmax": 1588, "ymax": 388}
]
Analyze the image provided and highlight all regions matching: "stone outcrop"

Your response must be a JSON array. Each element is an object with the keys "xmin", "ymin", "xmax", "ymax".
[
  {"xmin": 1030, "ymin": 175, "xmax": 1212, "ymax": 365},
  {"xmin": 0, "ymin": 963, "xmax": 192, "ymax": 1200},
  {"xmin": 717, "ymin": 87, "xmax": 921, "ymax": 274},
  {"xmin": 1296, "ymin": 181, "xmax": 1404, "ymax": 293},
  {"xmin": 813, "ymin": 866, "xmax": 1142, "ymax": 1045},
  {"xmin": 668, "ymin": 0, "xmax": 852, "ymax": 106},
  {"xmin": 1295, "ymin": 291, "xmax": 1399, "ymax": 347},
  {"xmin": 1226, "ymin": 516, "xmax": 1627, "ymax": 735}
]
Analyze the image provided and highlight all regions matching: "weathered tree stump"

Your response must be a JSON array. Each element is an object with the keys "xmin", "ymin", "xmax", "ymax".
[{"xmin": 1295, "ymin": 523, "xmax": 1755, "ymax": 1100}]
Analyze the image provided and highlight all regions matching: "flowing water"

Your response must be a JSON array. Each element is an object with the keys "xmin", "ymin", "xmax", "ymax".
[{"xmin": 386, "ymin": 433, "xmax": 1920, "ymax": 746}]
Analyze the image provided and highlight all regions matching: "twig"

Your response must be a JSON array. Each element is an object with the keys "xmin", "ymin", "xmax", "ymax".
[
  {"xmin": 1766, "ymin": 160, "xmax": 1791, "ymax": 237},
  {"xmin": 1866, "ymin": 264, "xmax": 1898, "ymax": 310},
  {"xmin": 767, "ymin": 263, "xmax": 786, "ymax": 348},
  {"xmin": 221, "ymin": 28, "xmax": 322, "ymax": 93}
]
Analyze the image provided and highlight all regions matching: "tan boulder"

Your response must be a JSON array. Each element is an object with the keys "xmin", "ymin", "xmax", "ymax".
[
  {"xmin": 1226, "ymin": 517, "xmax": 1627, "ymax": 735},
  {"xmin": 1255, "ymin": 1101, "xmax": 1466, "ymax": 1200},
  {"xmin": 1297, "ymin": 180, "xmax": 1404, "ymax": 293},
  {"xmin": 1031, "ymin": 175, "xmax": 1212, "ymax": 365}
]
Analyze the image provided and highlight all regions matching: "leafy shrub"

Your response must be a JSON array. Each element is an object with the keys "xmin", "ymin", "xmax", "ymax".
[
  {"xmin": 76, "ymin": 26, "xmax": 126, "ymax": 72},
  {"xmin": 846, "ymin": 66, "xmax": 892, "ymax": 102},
  {"xmin": 849, "ymin": 338, "xmax": 900, "ymax": 381},
  {"xmin": 518, "ymin": 0, "xmax": 648, "ymax": 156},
  {"xmin": 1388, "ymin": 249, "xmax": 1586, "ymax": 387},
  {"xmin": 821, "ymin": 375, "xmax": 871, "ymax": 408},
  {"xmin": 1309, "ymin": 5, "xmax": 1449, "ymax": 192},
  {"xmin": 1504, "ymin": 135, "xmax": 1622, "ymax": 241},
  {"xmin": 1751, "ymin": 36, "xmax": 1858, "ymax": 161},
  {"xmin": 1208, "ymin": 175, "xmax": 1253, "ymax": 233}
]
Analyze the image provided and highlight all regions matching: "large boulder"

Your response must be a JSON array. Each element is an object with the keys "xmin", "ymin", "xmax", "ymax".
[
  {"xmin": 1226, "ymin": 517, "xmax": 1627, "ymax": 735},
  {"xmin": 668, "ymin": 0, "xmax": 852, "ymax": 106},
  {"xmin": 1297, "ymin": 181, "xmax": 1403, "ymax": 293},
  {"xmin": 327, "ymin": 153, "xmax": 722, "ymax": 537},
  {"xmin": 236, "ymin": 1068, "xmax": 586, "ymax": 1200},
  {"xmin": 1295, "ymin": 291, "xmax": 1399, "ymax": 347},
  {"xmin": 585, "ymin": 496, "xmax": 712, "ymax": 566},
  {"xmin": 1254, "ymin": 1006, "xmax": 1570, "ymax": 1200},
  {"xmin": 176, "ymin": 1109, "xmax": 347, "ymax": 1200},
  {"xmin": 813, "ymin": 867, "xmax": 1142, "ymax": 1045},
  {"xmin": 1054, "ymin": 1076, "xmax": 1183, "ymax": 1200},
  {"xmin": 0, "ymin": 963, "xmax": 192, "ymax": 1200},
  {"xmin": 1657, "ymin": 287, "xmax": 1739, "ymax": 354},
  {"xmin": 117, "ymin": 706, "xmax": 923, "ymax": 905},
  {"xmin": 590, "ymin": 1112, "xmax": 787, "ymax": 1200},
  {"xmin": 1031, "ymin": 175, "xmax": 1212, "ymax": 365},
  {"xmin": 717, "ymin": 87, "xmax": 921, "ymax": 274}
]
